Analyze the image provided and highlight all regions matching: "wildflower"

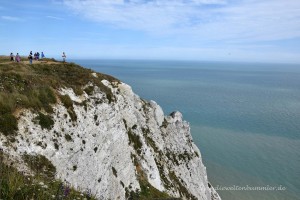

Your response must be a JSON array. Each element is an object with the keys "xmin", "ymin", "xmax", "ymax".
[{"xmin": 64, "ymin": 185, "xmax": 70, "ymax": 197}]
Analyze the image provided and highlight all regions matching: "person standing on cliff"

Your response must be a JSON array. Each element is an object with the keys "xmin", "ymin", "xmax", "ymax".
[
  {"xmin": 10, "ymin": 53, "xmax": 14, "ymax": 61},
  {"xmin": 41, "ymin": 52, "xmax": 45, "ymax": 59},
  {"xmin": 15, "ymin": 53, "xmax": 21, "ymax": 62},
  {"xmin": 62, "ymin": 52, "xmax": 66, "ymax": 62},
  {"xmin": 28, "ymin": 53, "xmax": 33, "ymax": 64}
]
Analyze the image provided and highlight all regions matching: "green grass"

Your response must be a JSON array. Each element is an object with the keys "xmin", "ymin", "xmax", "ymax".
[
  {"xmin": 0, "ymin": 56, "xmax": 120, "ymax": 136},
  {"xmin": 0, "ymin": 151, "xmax": 96, "ymax": 200}
]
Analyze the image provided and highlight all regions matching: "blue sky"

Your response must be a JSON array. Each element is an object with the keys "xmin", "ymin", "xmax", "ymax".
[{"xmin": 0, "ymin": 0, "xmax": 300, "ymax": 63}]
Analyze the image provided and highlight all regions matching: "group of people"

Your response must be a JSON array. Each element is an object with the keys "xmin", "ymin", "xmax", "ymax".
[
  {"xmin": 10, "ymin": 52, "xmax": 21, "ymax": 62},
  {"xmin": 28, "ymin": 51, "xmax": 45, "ymax": 64},
  {"xmin": 10, "ymin": 51, "xmax": 66, "ymax": 64},
  {"xmin": 32, "ymin": 52, "xmax": 45, "ymax": 60}
]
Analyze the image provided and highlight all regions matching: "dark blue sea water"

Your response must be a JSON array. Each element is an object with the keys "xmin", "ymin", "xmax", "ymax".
[{"xmin": 72, "ymin": 59, "xmax": 300, "ymax": 200}]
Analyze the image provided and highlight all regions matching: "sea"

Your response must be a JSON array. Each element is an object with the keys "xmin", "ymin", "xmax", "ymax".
[{"xmin": 72, "ymin": 59, "xmax": 300, "ymax": 200}]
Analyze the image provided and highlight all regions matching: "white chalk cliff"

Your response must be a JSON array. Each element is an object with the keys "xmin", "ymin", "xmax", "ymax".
[{"xmin": 0, "ymin": 73, "xmax": 221, "ymax": 200}]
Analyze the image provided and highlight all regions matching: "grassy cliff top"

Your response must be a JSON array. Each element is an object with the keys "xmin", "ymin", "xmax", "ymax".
[{"xmin": 0, "ymin": 56, "xmax": 119, "ymax": 136}]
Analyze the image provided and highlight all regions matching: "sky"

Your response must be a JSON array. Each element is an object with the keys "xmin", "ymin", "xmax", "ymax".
[{"xmin": 0, "ymin": 0, "xmax": 300, "ymax": 63}]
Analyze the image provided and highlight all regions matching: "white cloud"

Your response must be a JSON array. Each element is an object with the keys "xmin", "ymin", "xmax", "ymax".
[
  {"xmin": 61, "ymin": 0, "xmax": 300, "ymax": 43},
  {"xmin": 1, "ymin": 16, "xmax": 22, "ymax": 21},
  {"xmin": 47, "ymin": 15, "xmax": 64, "ymax": 20}
]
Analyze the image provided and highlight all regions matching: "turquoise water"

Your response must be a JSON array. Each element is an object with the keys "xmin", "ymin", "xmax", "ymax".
[{"xmin": 73, "ymin": 60, "xmax": 300, "ymax": 200}]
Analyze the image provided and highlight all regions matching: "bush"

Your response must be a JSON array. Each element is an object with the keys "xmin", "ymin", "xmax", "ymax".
[
  {"xmin": 84, "ymin": 86, "xmax": 94, "ymax": 95},
  {"xmin": 22, "ymin": 153, "xmax": 56, "ymax": 178},
  {"xmin": 35, "ymin": 112, "xmax": 54, "ymax": 130},
  {"xmin": 0, "ymin": 113, "xmax": 18, "ymax": 136},
  {"xmin": 64, "ymin": 134, "xmax": 72, "ymax": 141}
]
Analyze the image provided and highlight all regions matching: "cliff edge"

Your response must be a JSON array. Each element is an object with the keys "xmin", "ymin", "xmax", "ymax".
[{"xmin": 0, "ymin": 58, "xmax": 221, "ymax": 200}]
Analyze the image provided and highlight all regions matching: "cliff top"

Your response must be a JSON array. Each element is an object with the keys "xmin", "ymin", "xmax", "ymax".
[{"xmin": 0, "ymin": 56, "xmax": 119, "ymax": 136}]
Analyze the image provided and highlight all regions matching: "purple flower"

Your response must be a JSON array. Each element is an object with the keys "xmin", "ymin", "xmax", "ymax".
[{"xmin": 64, "ymin": 185, "xmax": 70, "ymax": 197}]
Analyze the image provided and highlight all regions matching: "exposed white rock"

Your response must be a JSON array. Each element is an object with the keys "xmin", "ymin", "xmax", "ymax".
[{"xmin": 0, "ymin": 80, "xmax": 221, "ymax": 200}]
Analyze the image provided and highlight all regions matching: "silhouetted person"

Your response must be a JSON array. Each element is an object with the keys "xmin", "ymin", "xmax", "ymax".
[
  {"xmin": 10, "ymin": 53, "xmax": 14, "ymax": 61},
  {"xmin": 62, "ymin": 52, "xmax": 66, "ymax": 62}
]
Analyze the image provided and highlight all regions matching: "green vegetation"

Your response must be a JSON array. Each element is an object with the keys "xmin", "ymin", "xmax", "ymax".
[
  {"xmin": 0, "ymin": 151, "xmax": 96, "ymax": 200},
  {"xmin": 54, "ymin": 142, "xmax": 59, "ymax": 150},
  {"xmin": 138, "ymin": 178, "xmax": 170, "ymax": 200},
  {"xmin": 161, "ymin": 118, "xmax": 168, "ymax": 129},
  {"xmin": 0, "ymin": 111, "xmax": 18, "ymax": 136},
  {"xmin": 84, "ymin": 86, "xmax": 94, "ymax": 95},
  {"xmin": 93, "ymin": 147, "xmax": 98, "ymax": 153},
  {"xmin": 59, "ymin": 94, "xmax": 77, "ymax": 121},
  {"xmin": 123, "ymin": 119, "xmax": 128, "ymax": 129},
  {"xmin": 59, "ymin": 94, "xmax": 73, "ymax": 108},
  {"xmin": 126, "ymin": 161, "xmax": 171, "ymax": 200},
  {"xmin": 154, "ymin": 158, "xmax": 173, "ymax": 191},
  {"xmin": 132, "ymin": 124, "xmax": 137, "ymax": 130},
  {"xmin": 94, "ymin": 114, "xmax": 98, "ymax": 121},
  {"xmin": 177, "ymin": 150, "xmax": 194, "ymax": 162},
  {"xmin": 169, "ymin": 171, "xmax": 197, "ymax": 200},
  {"xmin": 73, "ymin": 165, "xmax": 77, "ymax": 171},
  {"xmin": 35, "ymin": 112, "xmax": 54, "ymax": 130},
  {"xmin": 127, "ymin": 129, "xmax": 143, "ymax": 154},
  {"xmin": 64, "ymin": 134, "xmax": 72, "ymax": 141},
  {"xmin": 142, "ymin": 127, "xmax": 161, "ymax": 155},
  {"xmin": 0, "ymin": 56, "xmax": 119, "ymax": 137},
  {"xmin": 22, "ymin": 154, "xmax": 56, "ymax": 178}
]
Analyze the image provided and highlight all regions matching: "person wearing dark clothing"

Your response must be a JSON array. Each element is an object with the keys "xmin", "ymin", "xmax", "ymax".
[
  {"xmin": 10, "ymin": 53, "xmax": 14, "ymax": 61},
  {"xmin": 62, "ymin": 52, "xmax": 66, "ymax": 62}
]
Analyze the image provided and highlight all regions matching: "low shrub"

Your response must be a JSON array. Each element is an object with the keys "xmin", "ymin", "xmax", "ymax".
[
  {"xmin": 22, "ymin": 153, "xmax": 56, "ymax": 178},
  {"xmin": 35, "ymin": 112, "xmax": 54, "ymax": 130},
  {"xmin": 0, "ymin": 113, "xmax": 18, "ymax": 136},
  {"xmin": 64, "ymin": 134, "xmax": 72, "ymax": 141}
]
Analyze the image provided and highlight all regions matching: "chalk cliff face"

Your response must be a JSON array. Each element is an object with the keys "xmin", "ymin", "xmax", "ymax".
[{"xmin": 0, "ymin": 72, "xmax": 220, "ymax": 200}]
